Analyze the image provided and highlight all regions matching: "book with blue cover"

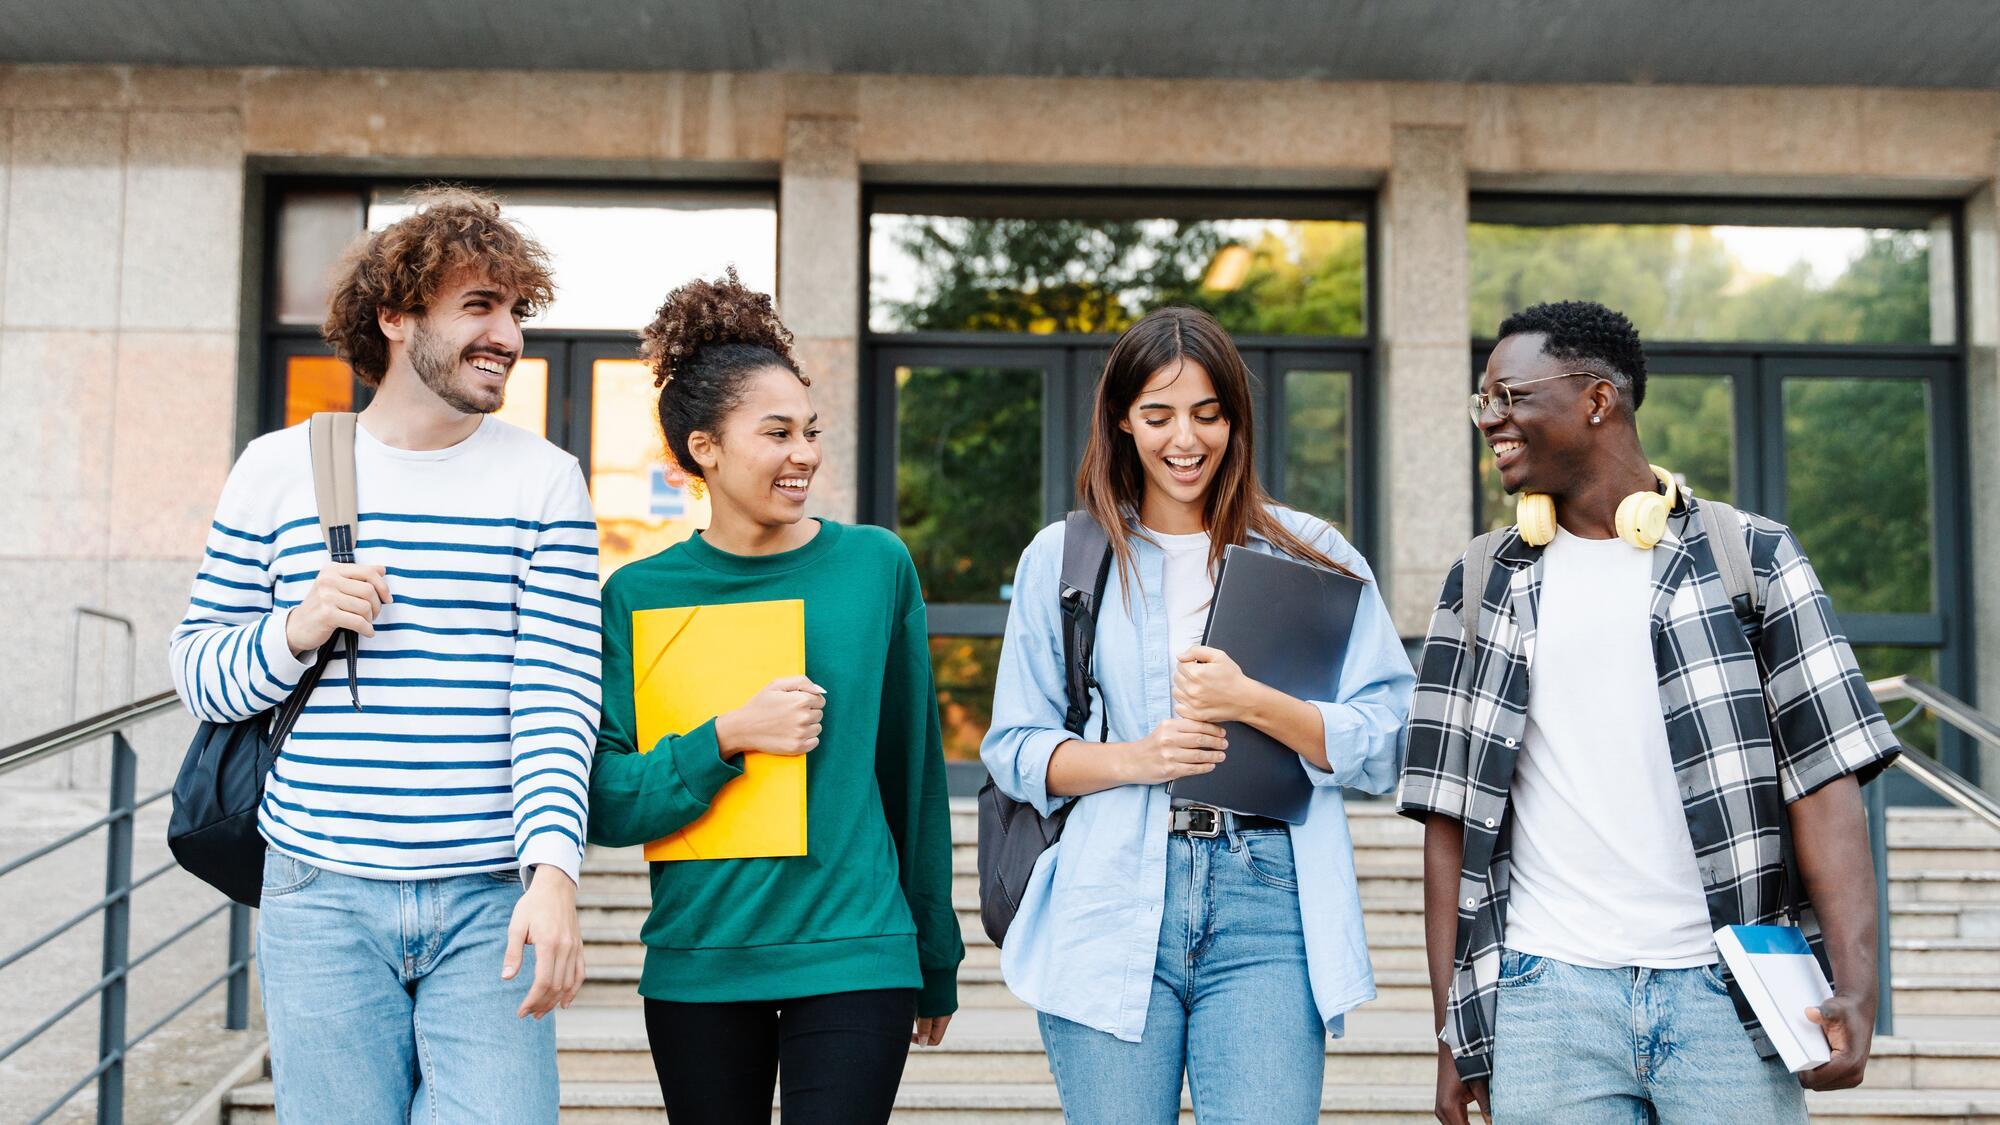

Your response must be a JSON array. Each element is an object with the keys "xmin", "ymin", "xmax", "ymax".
[{"xmin": 1713, "ymin": 924, "xmax": 1834, "ymax": 1072}]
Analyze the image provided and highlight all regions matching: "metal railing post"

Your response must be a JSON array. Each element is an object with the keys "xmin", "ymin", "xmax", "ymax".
[
  {"xmin": 1866, "ymin": 775, "xmax": 1894, "ymax": 1038},
  {"xmin": 226, "ymin": 903, "xmax": 252, "ymax": 1030},
  {"xmin": 96, "ymin": 732, "xmax": 136, "ymax": 1125}
]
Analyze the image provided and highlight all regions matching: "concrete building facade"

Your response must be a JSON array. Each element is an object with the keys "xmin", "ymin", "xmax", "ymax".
[{"xmin": 3, "ymin": 64, "xmax": 1996, "ymax": 789}]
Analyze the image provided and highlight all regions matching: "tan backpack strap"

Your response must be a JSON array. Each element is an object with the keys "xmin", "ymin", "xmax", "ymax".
[
  {"xmin": 309, "ymin": 413, "xmax": 359, "ymax": 562},
  {"xmin": 1696, "ymin": 498, "xmax": 1758, "ymax": 620}
]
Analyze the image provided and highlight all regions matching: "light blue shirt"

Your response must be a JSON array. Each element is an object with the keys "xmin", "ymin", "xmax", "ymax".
[{"xmin": 981, "ymin": 506, "xmax": 1415, "ymax": 1042}]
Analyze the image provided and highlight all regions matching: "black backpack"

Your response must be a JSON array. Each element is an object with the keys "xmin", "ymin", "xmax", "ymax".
[
  {"xmin": 168, "ymin": 413, "xmax": 360, "ymax": 907},
  {"xmin": 975, "ymin": 510, "xmax": 1112, "ymax": 947}
]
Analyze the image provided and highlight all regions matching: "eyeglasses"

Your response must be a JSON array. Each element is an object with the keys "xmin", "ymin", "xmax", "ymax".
[{"xmin": 1468, "ymin": 372, "xmax": 1606, "ymax": 425}]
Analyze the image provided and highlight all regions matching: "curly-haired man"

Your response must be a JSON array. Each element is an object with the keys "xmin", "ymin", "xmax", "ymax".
[
  {"xmin": 170, "ymin": 188, "xmax": 597, "ymax": 1121},
  {"xmin": 1403, "ymin": 300, "xmax": 1896, "ymax": 1123}
]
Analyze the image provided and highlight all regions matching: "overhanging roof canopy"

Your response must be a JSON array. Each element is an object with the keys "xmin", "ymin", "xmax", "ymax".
[{"xmin": 8, "ymin": 0, "xmax": 2000, "ymax": 89}]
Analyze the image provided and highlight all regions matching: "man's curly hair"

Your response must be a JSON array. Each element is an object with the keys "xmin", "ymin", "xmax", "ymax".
[
  {"xmin": 1497, "ymin": 300, "xmax": 1649, "ymax": 411},
  {"xmin": 321, "ymin": 187, "xmax": 555, "ymax": 387},
  {"xmin": 640, "ymin": 267, "xmax": 807, "ymax": 481}
]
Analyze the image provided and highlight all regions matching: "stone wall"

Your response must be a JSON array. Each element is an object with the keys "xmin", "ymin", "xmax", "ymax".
[{"xmin": 3, "ymin": 65, "xmax": 1997, "ymax": 784}]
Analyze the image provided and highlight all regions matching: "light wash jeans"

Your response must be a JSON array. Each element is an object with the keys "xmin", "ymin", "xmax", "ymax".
[
  {"xmin": 1036, "ymin": 826, "xmax": 1326, "ymax": 1124},
  {"xmin": 255, "ymin": 850, "xmax": 558, "ymax": 1124},
  {"xmin": 1489, "ymin": 948, "xmax": 1807, "ymax": 1124}
]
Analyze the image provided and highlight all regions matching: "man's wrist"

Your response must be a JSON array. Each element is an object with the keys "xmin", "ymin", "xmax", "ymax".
[{"xmin": 525, "ymin": 863, "xmax": 577, "ymax": 893}]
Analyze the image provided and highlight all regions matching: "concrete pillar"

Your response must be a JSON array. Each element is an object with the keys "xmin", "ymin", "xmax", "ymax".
[
  {"xmin": 1378, "ymin": 125, "xmax": 1471, "ymax": 635},
  {"xmin": 1963, "ymin": 158, "xmax": 1999, "ymax": 788},
  {"xmin": 778, "ymin": 115, "xmax": 861, "ymax": 523}
]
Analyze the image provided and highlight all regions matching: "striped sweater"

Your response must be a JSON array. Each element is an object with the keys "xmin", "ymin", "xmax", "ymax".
[{"xmin": 169, "ymin": 416, "xmax": 602, "ymax": 884}]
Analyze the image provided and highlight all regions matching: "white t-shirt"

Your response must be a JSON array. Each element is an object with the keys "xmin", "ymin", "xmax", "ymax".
[
  {"xmin": 1503, "ymin": 527, "xmax": 1718, "ymax": 969},
  {"xmin": 1153, "ymin": 528, "xmax": 1213, "ymax": 677}
]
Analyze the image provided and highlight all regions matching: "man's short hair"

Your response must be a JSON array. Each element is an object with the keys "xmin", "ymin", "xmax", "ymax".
[
  {"xmin": 322, "ymin": 187, "xmax": 555, "ymax": 387},
  {"xmin": 1497, "ymin": 300, "xmax": 1648, "ymax": 411}
]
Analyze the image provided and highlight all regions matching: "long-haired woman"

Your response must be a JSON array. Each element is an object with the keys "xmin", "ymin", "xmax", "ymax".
[
  {"xmin": 587, "ymin": 269, "xmax": 962, "ymax": 1124},
  {"xmin": 982, "ymin": 305, "xmax": 1413, "ymax": 1122}
]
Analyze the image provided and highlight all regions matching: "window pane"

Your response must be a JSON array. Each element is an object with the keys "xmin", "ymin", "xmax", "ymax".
[
  {"xmin": 590, "ymin": 358, "xmax": 705, "ymax": 579},
  {"xmin": 932, "ymin": 636, "xmax": 1002, "ymax": 762},
  {"xmin": 1469, "ymin": 224, "xmax": 1945, "ymax": 344},
  {"xmin": 1851, "ymin": 646, "xmax": 1939, "ymax": 763},
  {"xmin": 277, "ymin": 189, "xmax": 365, "ymax": 325},
  {"xmin": 283, "ymin": 355, "xmax": 355, "ymax": 427},
  {"xmin": 492, "ymin": 358, "xmax": 549, "ymax": 438},
  {"xmin": 896, "ymin": 366, "xmax": 1043, "ymax": 603},
  {"xmin": 1784, "ymin": 378, "xmax": 1932, "ymax": 614},
  {"xmin": 872, "ymin": 208, "xmax": 1365, "ymax": 336},
  {"xmin": 1283, "ymin": 369, "xmax": 1352, "ymax": 532},
  {"xmin": 1637, "ymin": 375, "xmax": 1734, "ymax": 503},
  {"xmin": 369, "ymin": 188, "xmax": 777, "ymax": 331}
]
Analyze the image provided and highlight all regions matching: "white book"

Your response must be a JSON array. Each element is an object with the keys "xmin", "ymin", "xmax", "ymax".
[{"xmin": 1712, "ymin": 924, "xmax": 1834, "ymax": 1073}]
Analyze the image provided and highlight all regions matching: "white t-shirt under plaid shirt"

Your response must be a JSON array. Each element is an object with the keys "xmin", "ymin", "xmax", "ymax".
[
  {"xmin": 169, "ymin": 416, "xmax": 602, "ymax": 885},
  {"xmin": 1396, "ymin": 492, "xmax": 1899, "ymax": 1084}
]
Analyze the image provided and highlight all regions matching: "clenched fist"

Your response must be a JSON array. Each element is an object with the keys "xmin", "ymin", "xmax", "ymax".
[
  {"xmin": 285, "ymin": 563, "xmax": 391, "ymax": 658},
  {"xmin": 715, "ymin": 676, "xmax": 827, "ymax": 759}
]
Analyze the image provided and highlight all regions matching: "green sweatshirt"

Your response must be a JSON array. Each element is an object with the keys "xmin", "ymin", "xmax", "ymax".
[{"xmin": 587, "ymin": 519, "xmax": 963, "ymax": 1017}]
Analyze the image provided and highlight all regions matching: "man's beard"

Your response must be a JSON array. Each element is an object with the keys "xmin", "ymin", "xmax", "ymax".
[{"xmin": 410, "ymin": 320, "xmax": 505, "ymax": 415}]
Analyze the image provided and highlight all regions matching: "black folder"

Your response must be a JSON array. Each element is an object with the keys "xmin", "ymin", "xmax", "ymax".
[{"xmin": 1169, "ymin": 544, "xmax": 1363, "ymax": 824}]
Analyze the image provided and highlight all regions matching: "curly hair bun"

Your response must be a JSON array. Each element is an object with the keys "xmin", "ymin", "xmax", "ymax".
[{"xmin": 641, "ymin": 267, "xmax": 796, "ymax": 389}]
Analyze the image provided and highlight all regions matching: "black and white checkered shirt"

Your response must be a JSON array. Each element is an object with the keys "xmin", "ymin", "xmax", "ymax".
[{"xmin": 1397, "ymin": 491, "xmax": 1900, "ymax": 1083}]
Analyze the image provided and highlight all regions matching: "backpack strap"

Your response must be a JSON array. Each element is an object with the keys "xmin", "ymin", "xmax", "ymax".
[
  {"xmin": 308, "ymin": 412, "xmax": 362, "ymax": 710},
  {"xmin": 1460, "ymin": 530, "xmax": 1504, "ymax": 658},
  {"xmin": 1696, "ymin": 498, "xmax": 1759, "ymax": 621},
  {"xmin": 1059, "ymin": 510, "xmax": 1114, "ymax": 740}
]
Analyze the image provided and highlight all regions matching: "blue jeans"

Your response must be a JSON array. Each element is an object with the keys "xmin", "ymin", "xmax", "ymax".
[
  {"xmin": 1037, "ymin": 827, "xmax": 1325, "ymax": 1124},
  {"xmin": 255, "ymin": 851, "xmax": 558, "ymax": 1124},
  {"xmin": 1489, "ymin": 948, "xmax": 1806, "ymax": 1124}
]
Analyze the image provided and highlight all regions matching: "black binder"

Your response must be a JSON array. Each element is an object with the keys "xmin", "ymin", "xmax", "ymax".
[{"xmin": 1169, "ymin": 544, "xmax": 1363, "ymax": 823}]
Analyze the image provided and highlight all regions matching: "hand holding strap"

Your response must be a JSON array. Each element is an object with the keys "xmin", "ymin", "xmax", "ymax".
[{"xmin": 308, "ymin": 413, "xmax": 363, "ymax": 710}]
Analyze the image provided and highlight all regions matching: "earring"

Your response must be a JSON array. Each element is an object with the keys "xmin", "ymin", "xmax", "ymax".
[
  {"xmin": 687, "ymin": 477, "xmax": 706, "ymax": 501},
  {"xmin": 1591, "ymin": 415, "xmax": 1602, "ymax": 424}
]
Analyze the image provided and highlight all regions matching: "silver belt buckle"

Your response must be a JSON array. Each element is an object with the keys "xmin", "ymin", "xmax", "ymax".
[{"xmin": 1172, "ymin": 805, "xmax": 1224, "ymax": 838}]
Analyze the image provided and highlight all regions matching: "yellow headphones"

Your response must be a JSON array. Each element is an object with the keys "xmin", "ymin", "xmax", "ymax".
[{"xmin": 1516, "ymin": 464, "xmax": 1680, "ymax": 549}]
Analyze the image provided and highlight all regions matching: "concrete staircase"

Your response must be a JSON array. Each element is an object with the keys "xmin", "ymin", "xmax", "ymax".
[{"xmin": 227, "ymin": 801, "xmax": 2000, "ymax": 1122}]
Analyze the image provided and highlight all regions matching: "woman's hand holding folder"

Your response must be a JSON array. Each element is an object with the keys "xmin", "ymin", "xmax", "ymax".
[{"xmin": 715, "ymin": 676, "xmax": 827, "ymax": 759}]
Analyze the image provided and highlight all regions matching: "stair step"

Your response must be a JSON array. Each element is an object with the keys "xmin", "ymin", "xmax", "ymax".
[{"xmin": 223, "ymin": 1079, "xmax": 2000, "ymax": 1123}]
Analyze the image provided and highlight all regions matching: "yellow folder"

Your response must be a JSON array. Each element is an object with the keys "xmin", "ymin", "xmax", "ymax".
[{"xmin": 632, "ymin": 599, "xmax": 807, "ymax": 861}]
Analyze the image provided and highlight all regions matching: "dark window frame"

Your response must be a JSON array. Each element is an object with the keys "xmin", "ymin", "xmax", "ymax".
[
  {"xmin": 861, "ymin": 186, "xmax": 1381, "ymax": 636},
  {"xmin": 251, "ymin": 173, "xmax": 781, "ymax": 464}
]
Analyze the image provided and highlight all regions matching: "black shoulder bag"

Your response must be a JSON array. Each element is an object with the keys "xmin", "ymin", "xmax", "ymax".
[
  {"xmin": 974, "ymin": 510, "xmax": 1112, "ymax": 947},
  {"xmin": 168, "ymin": 412, "xmax": 360, "ymax": 906}
]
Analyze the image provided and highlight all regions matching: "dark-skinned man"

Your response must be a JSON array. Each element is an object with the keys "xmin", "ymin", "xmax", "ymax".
[{"xmin": 1399, "ymin": 300, "xmax": 1895, "ymax": 1124}]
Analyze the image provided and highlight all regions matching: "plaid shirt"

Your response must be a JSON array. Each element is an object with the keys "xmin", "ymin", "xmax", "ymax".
[{"xmin": 1397, "ymin": 491, "xmax": 1900, "ymax": 1083}]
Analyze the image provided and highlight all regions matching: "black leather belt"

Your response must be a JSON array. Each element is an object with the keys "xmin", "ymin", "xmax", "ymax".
[{"xmin": 1168, "ymin": 804, "xmax": 1288, "ymax": 838}]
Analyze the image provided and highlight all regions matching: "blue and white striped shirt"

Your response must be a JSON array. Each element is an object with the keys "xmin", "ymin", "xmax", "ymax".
[{"xmin": 169, "ymin": 417, "xmax": 602, "ymax": 884}]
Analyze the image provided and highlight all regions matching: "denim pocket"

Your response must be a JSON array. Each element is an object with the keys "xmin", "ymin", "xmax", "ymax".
[
  {"xmin": 1697, "ymin": 962, "xmax": 1734, "ymax": 997},
  {"xmin": 487, "ymin": 867, "xmax": 524, "ymax": 884},
  {"xmin": 260, "ymin": 850, "xmax": 319, "ymax": 898},
  {"xmin": 1238, "ymin": 830, "xmax": 1299, "ymax": 891},
  {"xmin": 1496, "ymin": 949, "xmax": 1549, "ymax": 988}
]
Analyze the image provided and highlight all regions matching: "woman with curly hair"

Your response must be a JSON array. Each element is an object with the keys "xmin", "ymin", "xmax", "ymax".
[{"xmin": 586, "ymin": 269, "xmax": 963, "ymax": 1124}]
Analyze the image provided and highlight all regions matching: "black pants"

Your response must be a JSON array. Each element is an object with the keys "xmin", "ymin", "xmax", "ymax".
[{"xmin": 644, "ymin": 988, "xmax": 917, "ymax": 1125}]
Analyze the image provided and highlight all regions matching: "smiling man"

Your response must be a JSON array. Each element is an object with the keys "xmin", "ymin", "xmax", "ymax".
[
  {"xmin": 169, "ymin": 188, "xmax": 599, "ymax": 1122},
  {"xmin": 1399, "ymin": 301, "xmax": 1899, "ymax": 1124}
]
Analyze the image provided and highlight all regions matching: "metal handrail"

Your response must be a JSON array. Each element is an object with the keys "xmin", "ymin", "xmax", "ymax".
[
  {"xmin": 0, "ymin": 690, "xmax": 253, "ymax": 1125},
  {"xmin": 0, "ymin": 690, "xmax": 178, "ymax": 778},
  {"xmin": 1862, "ymin": 674, "xmax": 2000, "ymax": 1041},
  {"xmin": 1868, "ymin": 675, "xmax": 2000, "ymax": 831}
]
